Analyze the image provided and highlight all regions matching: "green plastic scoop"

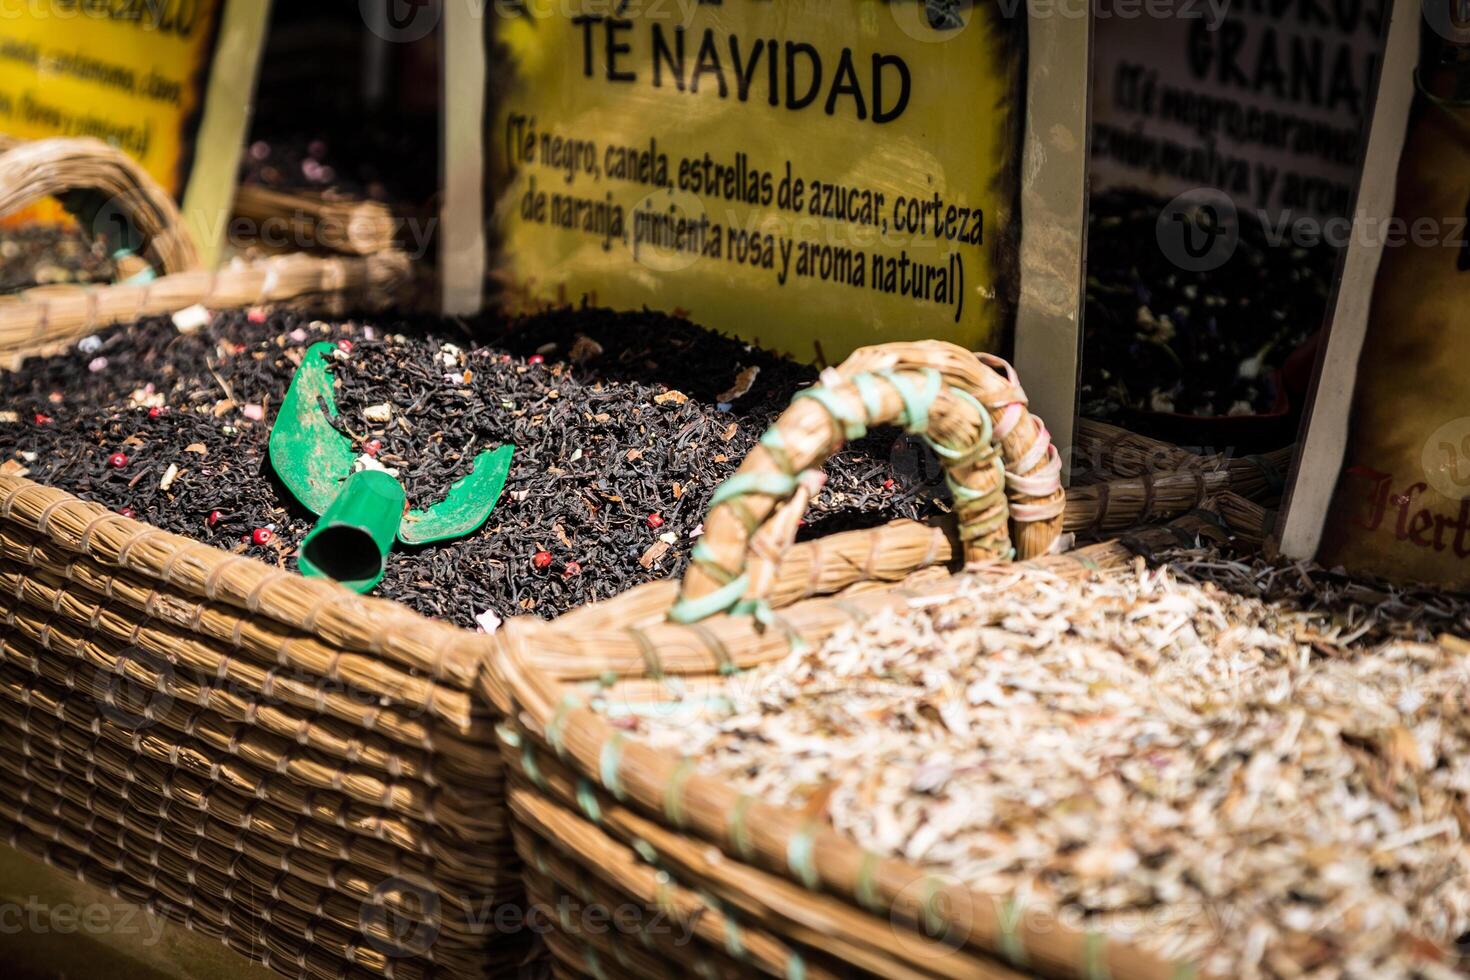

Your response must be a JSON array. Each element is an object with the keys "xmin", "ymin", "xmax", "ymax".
[{"xmin": 268, "ymin": 342, "xmax": 514, "ymax": 593}]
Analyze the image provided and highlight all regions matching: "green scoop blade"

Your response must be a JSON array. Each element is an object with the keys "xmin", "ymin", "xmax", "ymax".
[
  {"xmin": 398, "ymin": 445, "xmax": 515, "ymax": 546},
  {"xmin": 269, "ymin": 342, "xmax": 357, "ymax": 516}
]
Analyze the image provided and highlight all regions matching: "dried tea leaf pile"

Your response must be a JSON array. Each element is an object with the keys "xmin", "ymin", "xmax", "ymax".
[
  {"xmin": 1081, "ymin": 188, "xmax": 1336, "ymax": 421},
  {"xmin": 0, "ymin": 308, "xmax": 938, "ymax": 627},
  {"xmin": 617, "ymin": 556, "xmax": 1470, "ymax": 978}
]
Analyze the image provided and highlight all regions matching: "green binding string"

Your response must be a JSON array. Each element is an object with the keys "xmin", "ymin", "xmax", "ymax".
[
  {"xmin": 877, "ymin": 368, "xmax": 942, "ymax": 434},
  {"xmin": 668, "ymin": 539, "xmax": 751, "ymax": 625},
  {"xmin": 689, "ymin": 621, "xmax": 739, "ymax": 676},
  {"xmin": 522, "ymin": 740, "xmax": 545, "ymax": 790},
  {"xmin": 498, "ymin": 724, "xmax": 548, "ymax": 790},
  {"xmin": 720, "ymin": 901, "xmax": 746, "ymax": 959},
  {"xmin": 709, "ymin": 471, "xmax": 800, "ymax": 507},
  {"xmin": 947, "ymin": 475, "xmax": 1002, "ymax": 507},
  {"xmin": 730, "ymin": 596, "xmax": 774, "ymax": 628},
  {"xmin": 728, "ymin": 794, "xmax": 756, "ymax": 861},
  {"xmin": 786, "ymin": 822, "xmax": 820, "ymax": 890},
  {"xmin": 724, "ymin": 598, "xmax": 809, "ymax": 659},
  {"xmin": 654, "ymin": 871, "xmax": 677, "ymax": 921},
  {"xmin": 794, "ymin": 384, "xmax": 869, "ymax": 441},
  {"xmin": 633, "ymin": 838, "xmax": 659, "ymax": 865},
  {"xmin": 575, "ymin": 778, "xmax": 602, "ymax": 824},
  {"xmin": 855, "ymin": 851, "xmax": 882, "ymax": 913},
  {"xmin": 598, "ymin": 733, "xmax": 625, "ymax": 801},
  {"xmin": 997, "ymin": 898, "xmax": 1029, "ymax": 967},
  {"xmin": 114, "ymin": 248, "xmax": 158, "ymax": 285},
  {"xmin": 544, "ymin": 693, "xmax": 582, "ymax": 758},
  {"xmin": 668, "ymin": 571, "xmax": 750, "ymax": 624},
  {"xmin": 852, "ymin": 372, "xmax": 887, "ymax": 421},
  {"xmin": 758, "ymin": 426, "xmax": 794, "ymax": 474},
  {"xmin": 663, "ymin": 757, "xmax": 696, "ymax": 828},
  {"xmin": 919, "ymin": 876, "xmax": 947, "ymax": 941},
  {"xmin": 1083, "ymin": 930, "xmax": 1112, "ymax": 980},
  {"xmin": 922, "ymin": 385, "xmax": 1007, "ymax": 550},
  {"xmin": 926, "ymin": 387, "xmax": 994, "ymax": 463},
  {"xmin": 630, "ymin": 626, "xmax": 664, "ymax": 679}
]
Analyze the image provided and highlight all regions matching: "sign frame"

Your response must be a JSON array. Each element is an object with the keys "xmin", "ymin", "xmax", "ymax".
[
  {"xmin": 441, "ymin": 1, "xmax": 1090, "ymax": 457},
  {"xmin": 1276, "ymin": 4, "xmax": 1422, "ymax": 560}
]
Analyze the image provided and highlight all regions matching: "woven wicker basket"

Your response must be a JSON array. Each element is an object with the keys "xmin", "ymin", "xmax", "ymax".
[
  {"xmin": 486, "ymin": 344, "xmax": 1262, "ymax": 980},
  {"xmin": 0, "ymin": 137, "xmax": 524, "ymax": 979},
  {"xmin": 498, "ymin": 523, "xmax": 1226, "ymax": 980},
  {"xmin": 0, "ymin": 136, "xmax": 412, "ymax": 366},
  {"xmin": 0, "ymin": 134, "xmax": 200, "ymax": 274},
  {"xmin": 0, "ymin": 474, "xmax": 534, "ymax": 978},
  {"xmin": 232, "ymin": 186, "xmax": 399, "ymax": 257}
]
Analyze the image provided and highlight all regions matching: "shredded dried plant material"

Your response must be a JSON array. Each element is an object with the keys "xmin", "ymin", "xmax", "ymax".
[
  {"xmin": 604, "ymin": 558, "xmax": 1470, "ymax": 978},
  {"xmin": 1164, "ymin": 548, "xmax": 1470, "ymax": 648}
]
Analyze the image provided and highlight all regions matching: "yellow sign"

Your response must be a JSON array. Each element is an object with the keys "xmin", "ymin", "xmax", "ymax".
[
  {"xmin": 0, "ymin": 0, "xmax": 270, "ymax": 263},
  {"xmin": 488, "ymin": 0, "xmax": 1027, "ymax": 364}
]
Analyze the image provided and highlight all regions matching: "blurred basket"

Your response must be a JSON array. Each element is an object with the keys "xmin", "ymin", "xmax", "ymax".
[
  {"xmin": 0, "ymin": 136, "xmax": 412, "ymax": 366},
  {"xmin": 232, "ymin": 185, "xmax": 399, "ymax": 257},
  {"xmin": 486, "ymin": 344, "xmax": 1243, "ymax": 979},
  {"xmin": 0, "ymin": 135, "xmax": 200, "ymax": 275}
]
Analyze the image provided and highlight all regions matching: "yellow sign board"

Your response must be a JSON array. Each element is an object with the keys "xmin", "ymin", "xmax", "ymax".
[
  {"xmin": 481, "ymin": 1, "xmax": 1049, "ymax": 363},
  {"xmin": 0, "ymin": 0, "xmax": 270, "ymax": 264}
]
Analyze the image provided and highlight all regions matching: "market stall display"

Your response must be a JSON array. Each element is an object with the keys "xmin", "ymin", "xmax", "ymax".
[{"xmin": 8, "ymin": 5, "xmax": 1470, "ymax": 980}]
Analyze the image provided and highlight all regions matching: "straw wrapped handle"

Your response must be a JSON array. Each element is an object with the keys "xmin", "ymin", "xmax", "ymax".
[
  {"xmin": 671, "ymin": 351, "xmax": 1017, "ymax": 625},
  {"xmin": 839, "ymin": 343, "xmax": 1066, "ymax": 561}
]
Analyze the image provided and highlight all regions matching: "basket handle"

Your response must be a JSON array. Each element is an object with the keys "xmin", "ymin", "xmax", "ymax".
[{"xmin": 671, "ymin": 345, "xmax": 1049, "ymax": 624}]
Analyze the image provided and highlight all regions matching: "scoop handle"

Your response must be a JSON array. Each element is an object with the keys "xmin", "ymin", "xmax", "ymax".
[{"xmin": 296, "ymin": 469, "xmax": 405, "ymax": 593}]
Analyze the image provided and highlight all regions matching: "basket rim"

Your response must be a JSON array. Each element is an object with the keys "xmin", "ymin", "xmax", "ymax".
[{"xmin": 0, "ymin": 474, "xmax": 485, "ymax": 691}]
